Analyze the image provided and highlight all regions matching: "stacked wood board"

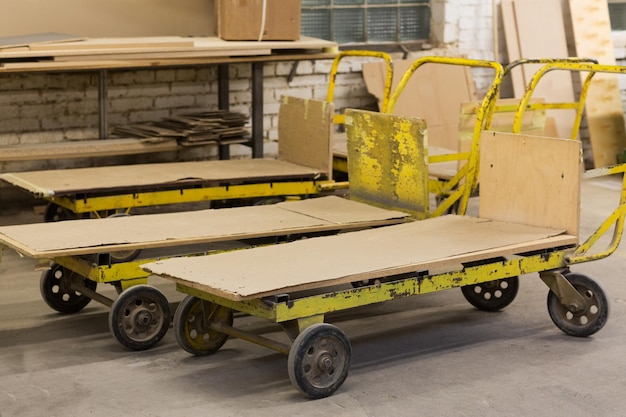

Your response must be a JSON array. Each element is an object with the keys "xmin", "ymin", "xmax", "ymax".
[
  {"xmin": 111, "ymin": 110, "xmax": 250, "ymax": 147},
  {"xmin": 0, "ymin": 34, "xmax": 338, "ymax": 70}
]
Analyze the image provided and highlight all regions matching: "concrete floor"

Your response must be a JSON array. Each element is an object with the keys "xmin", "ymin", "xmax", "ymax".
[{"xmin": 1, "ymin": 176, "xmax": 626, "ymax": 417}]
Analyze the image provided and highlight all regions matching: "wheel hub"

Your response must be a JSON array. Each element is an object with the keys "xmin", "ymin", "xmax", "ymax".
[{"xmin": 317, "ymin": 353, "xmax": 334, "ymax": 372}]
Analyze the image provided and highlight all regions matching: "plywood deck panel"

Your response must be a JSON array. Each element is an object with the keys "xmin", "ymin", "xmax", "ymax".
[
  {"xmin": 0, "ymin": 196, "xmax": 409, "ymax": 258},
  {"xmin": 143, "ymin": 215, "xmax": 577, "ymax": 301},
  {"xmin": 0, "ymin": 159, "xmax": 326, "ymax": 197},
  {"xmin": 569, "ymin": 0, "xmax": 626, "ymax": 168}
]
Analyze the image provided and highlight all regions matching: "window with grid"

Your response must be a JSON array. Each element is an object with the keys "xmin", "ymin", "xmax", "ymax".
[
  {"xmin": 609, "ymin": 0, "xmax": 626, "ymax": 30},
  {"xmin": 301, "ymin": 0, "xmax": 430, "ymax": 45}
]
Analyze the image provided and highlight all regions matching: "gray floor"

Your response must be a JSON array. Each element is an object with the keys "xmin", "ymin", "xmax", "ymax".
[{"xmin": 1, "ymin": 176, "xmax": 626, "ymax": 417}]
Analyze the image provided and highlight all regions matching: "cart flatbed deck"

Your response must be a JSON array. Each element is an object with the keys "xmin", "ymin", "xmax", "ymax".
[
  {"xmin": 0, "ymin": 158, "xmax": 325, "ymax": 197},
  {"xmin": 0, "ymin": 195, "xmax": 408, "ymax": 258},
  {"xmin": 143, "ymin": 214, "xmax": 578, "ymax": 301}
]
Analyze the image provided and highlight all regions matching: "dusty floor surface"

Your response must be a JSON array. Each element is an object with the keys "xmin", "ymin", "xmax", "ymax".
[{"xmin": 1, "ymin": 176, "xmax": 626, "ymax": 417}]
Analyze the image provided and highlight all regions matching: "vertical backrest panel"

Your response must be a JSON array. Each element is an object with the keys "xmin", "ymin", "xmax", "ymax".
[
  {"xmin": 278, "ymin": 95, "xmax": 334, "ymax": 179},
  {"xmin": 479, "ymin": 131, "xmax": 581, "ymax": 237},
  {"xmin": 345, "ymin": 109, "xmax": 430, "ymax": 219}
]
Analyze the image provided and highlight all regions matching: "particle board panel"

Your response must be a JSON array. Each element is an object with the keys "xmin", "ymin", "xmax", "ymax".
[
  {"xmin": 506, "ymin": 0, "xmax": 576, "ymax": 139},
  {"xmin": 0, "ymin": 159, "xmax": 325, "ymax": 197},
  {"xmin": 0, "ymin": 196, "xmax": 409, "ymax": 258},
  {"xmin": 568, "ymin": 0, "xmax": 626, "ymax": 168},
  {"xmin": 143, "ymin": 215, "xmax": 577, "ymax": 301},
  {"xmin": 278, "ymin": 96, "xmax": 333, "ymax": 177},
  {"xmin": 479, "ymin": 131, "xmax": 581, "ymax": 237}
]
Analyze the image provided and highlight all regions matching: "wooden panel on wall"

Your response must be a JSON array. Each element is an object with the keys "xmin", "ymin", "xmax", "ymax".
[
  {"xmin": 510, "ymin": 0, "xmax": 576, "ymax": 140},
  {"xmin": 0, "ymin": 0, "xmax": 215, "ymax": 38},
  {"xmin": 568, "ymin": 0, "xmax": 626, "ymax": 168}
]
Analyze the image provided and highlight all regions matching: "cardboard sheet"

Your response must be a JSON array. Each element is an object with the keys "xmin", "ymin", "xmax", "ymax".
[
  {"xmin": 0, "ymin": 196, "xmax": 409, "ymax": 258},
  {"xmin": 143, "ymin": 215, "xmax": 577, "ymax": 301},
  {"xmin": 0, "ymin": 159, "xmax": 324, "ymax": 197}
]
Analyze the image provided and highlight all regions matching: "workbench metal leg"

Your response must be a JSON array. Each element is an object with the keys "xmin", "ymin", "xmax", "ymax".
[
  {"xmin": 98, "ymin": 70, "xmax": 108, "ymax": 139},
  {"xmin": 251, "ymin": 62, "xmax": 264, "ymax": 158},
  {"xmin": 217, "ymin": 64, "xmax": 230, "ymax": 160}
]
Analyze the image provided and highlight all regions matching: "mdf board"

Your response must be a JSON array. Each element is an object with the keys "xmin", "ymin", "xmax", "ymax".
[
  {"xmin": 0, "ymin": 0, "xmax": 215, "ymax": 38},
  {"xmin": 345, "ymin": 109, "xmax": 429, "ymax": 219},
  {"xmin": 278, "ymin": 96, "xmax": 333, "ymax": 178},
  {"xmin": 479, "ymin": 131, "xmax": 581, "ymax": 238},
  {"xmin": 509, "ymin": 0, "xmax": 576, "ymax": 139},
  {"xmin": 143, "ymin": 215, "xmax": 576, "ymax": 301},
  {"xmin": 362, "ymin": 59, "xmax": 477, "ymax": 151},
  {"xmin": 568, "ymin": 0, "xmax": 626, "ymax": 168},
  {"xmin": 0, "ymin": 196, "xmax": 408, "ymax": 258}
]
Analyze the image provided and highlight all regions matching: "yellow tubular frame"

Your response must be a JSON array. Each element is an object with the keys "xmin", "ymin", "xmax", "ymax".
[
  {"xmin": 386, "ymin": 56, "xmax": 505, "ymax": 217},
  {"xmin": 326, "ymin": 50, "xmax": 394, "ymax": 124},
  {"xmin": 508, "ymin": 60, "xmax": 626, "ymax": 264}
]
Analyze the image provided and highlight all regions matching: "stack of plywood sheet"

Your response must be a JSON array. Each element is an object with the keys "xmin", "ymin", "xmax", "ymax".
[{"xmin": 501, "ymin": 0, "xmax": 626, "ymax": 167}]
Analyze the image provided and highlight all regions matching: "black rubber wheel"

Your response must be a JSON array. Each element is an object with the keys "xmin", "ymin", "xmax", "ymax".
[
  {"xmin": 461, "ymin": 276, "xmax": 519, "ymax": 311},
  {"xmin": 43, "ymin": 203, "xmax": 87, "ymax": 222},
  {"xmin": 173, "ymin": 296, "xmax": 233, "ymax": 355},
  {"xmin": 40, "ymin": 263, "xmax": 97, "ymax": 314},
  {"xmin": 108, "ymin": 285, "xmax": 170, "ymax": 351},
  {"xmin": 547, "ymin": 273, "xmax": 609, "ymax": 337},
  {"xmin": 288, "ymin": 323, "xmax": 351, "ymax": 399},
  {"xmin": 106, "ymin": 213, "xmax": 141, "ymax": 263}
]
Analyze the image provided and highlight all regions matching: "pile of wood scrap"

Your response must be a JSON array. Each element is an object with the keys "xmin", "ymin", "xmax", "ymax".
[{"xmin": 111, "ymin": 110, "xmax": 250, "ymax": 146}]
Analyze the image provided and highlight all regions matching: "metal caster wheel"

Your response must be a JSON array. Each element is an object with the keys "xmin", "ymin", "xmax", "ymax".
[
  {"xmin": 43, "ymin": 203, "xmax": 87, "ymax": 222},
  {"xmin": 288, "ymin": 323, "xmax": 351, "ymax": 399},
  {"xmin": 106, "ymin": 213, "xmax": 141, "ymax": 263},
  {"xmin": 40, "ymin": 263, "xmax": 97, "ymax": 313},
  {"xmin": 461, "ymin": 276, "xmax": 519, "ymax": 311},
  {"xmin": 547, "ymin": 273, "xmax": 609, "ymax": 337},
  {"xmin": 109, "ymin": 285, "xmax": 170, "ymax": 351},
  {"xmin": 173, "ymin": 296, "xmax": 233, "ymax": 355}
]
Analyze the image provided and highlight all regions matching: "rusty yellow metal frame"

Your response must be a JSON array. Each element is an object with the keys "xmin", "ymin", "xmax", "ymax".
[
  {"xmin": 46, "ymin": 179, "xmax": 340, "ymax": 214},
  {"xmin": 326, "ymin": 50, "xmax": 394, "ymax": 125},
  {"xmin": 172, "ymin": 249, "xmax": 569, "ymax": 351},
  {"xmin": 508, "ymin": 60, "xmax": 626, "ymax": 264},
  {"xmin": 387, "ymin": 56, "xmax": 505, "ymax": 217}
]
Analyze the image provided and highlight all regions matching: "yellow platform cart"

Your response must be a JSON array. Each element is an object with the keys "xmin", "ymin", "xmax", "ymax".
[
  {"xmin": 0, "ymin": 96, "xmax": 342, "ymax": 227},
  {"xmin": 142, "ymin": 109, "xmax": 622, "ymax": 399}
]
